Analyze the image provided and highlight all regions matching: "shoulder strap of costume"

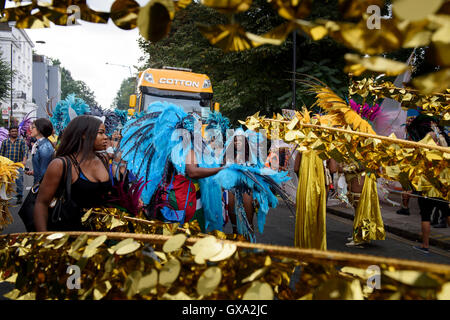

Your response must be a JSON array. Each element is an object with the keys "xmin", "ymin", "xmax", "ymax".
[
  {"xmin": 97, "ymin": 153, "xmax": 111, "ymax": 172},
  {"xmin": 53, "ymin": 156, "xmax": 68, "ymax": 197},
  {"xmin": 66, "ymin": 154, "xmax": 80, "ymax": 175}
]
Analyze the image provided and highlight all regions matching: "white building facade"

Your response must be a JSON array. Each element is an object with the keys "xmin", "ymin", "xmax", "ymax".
[{"xmin": 0, "ymin": 22, "xmax": 36, "ymax": 125}]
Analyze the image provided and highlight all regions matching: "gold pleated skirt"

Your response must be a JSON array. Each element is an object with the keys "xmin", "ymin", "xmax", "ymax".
[
  {"xmin": 352, "ymin": 173, "xmax": 386, "ymax": 242},
  {"xmin": 294, "ymin": 150, "xmax": 327, "ymax": 250}
]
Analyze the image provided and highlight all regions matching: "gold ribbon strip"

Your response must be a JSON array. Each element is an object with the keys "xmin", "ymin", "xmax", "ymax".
[
  {"xmin": 267, "ymin": 118, "xmax": 450, "ymax": 153},
  {"xmin": 3, "ymin": 231, "xmax": 450, "ymax": 274}
]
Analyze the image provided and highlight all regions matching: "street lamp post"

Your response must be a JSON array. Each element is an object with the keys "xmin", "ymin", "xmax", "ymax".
[
  {"xmin": 7, "ymin": 39, "xmax": 45, "ymax": 127},
  {"xmin": 105, "ymin": 62, "xmax": 134, "ymax": 77},
  {"xmin": 292, "ymin": 31, "xmax": 297, "ymax": 110}
]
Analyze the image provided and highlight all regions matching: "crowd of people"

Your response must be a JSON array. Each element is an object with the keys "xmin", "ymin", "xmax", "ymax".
[
  {"xmin": 0, "ymin": 96, "xmax": 448, "ymax": 253},
  {"xmin": 0, "ymin": 101, "xmax": 279, "ymax": 240}
]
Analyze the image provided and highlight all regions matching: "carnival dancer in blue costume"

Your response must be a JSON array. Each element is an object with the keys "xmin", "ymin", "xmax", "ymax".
[
  {"xmin": 120, "ymin": 102, "xmax": 224, "ymax": 231},
  {"xmin": 119, "ymin": 102, "xmax": 290, "ymax": 240},
  {"xmin": 204, "ymin": 111, "xmax": 233, "ymax": 227},
  {"xmin": 220, "ymin": 127, "xmax": 286, "ymax": 242}
]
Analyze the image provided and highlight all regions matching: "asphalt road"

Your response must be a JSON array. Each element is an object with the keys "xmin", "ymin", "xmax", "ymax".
[
  {"xmin": 1, "ymin": 169, "xmax": 34, "ymax": 235},
  {"xmin": 250, "ymin": 202, "xmax": 450, "ymax": 265}
]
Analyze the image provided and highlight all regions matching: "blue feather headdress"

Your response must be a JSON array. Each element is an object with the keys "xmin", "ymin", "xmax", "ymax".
[
  {"xmin": 89, "ymin": 105, "xmax": 128, "ymax": 136},
  {"xmin": 51, "ymin": 94, "xmax": 129, "ymax": 136},
  {"xmin": 205, "ymin": 111, "xmax": 231, "ymax": 138},
  {"xmin": 222, "ymin": 127, "xmax": 267, "ymax": 168},
  {"xmin": 50, "ymin": 94, "xmax": 91, "ymax": 135},
  {"xmin": 120, "ymin": 101, "xmax": 193, "ymax": 205},
  {"xmin": 114, "ymin": 109, "xmax": 128, "ymax": 129}
]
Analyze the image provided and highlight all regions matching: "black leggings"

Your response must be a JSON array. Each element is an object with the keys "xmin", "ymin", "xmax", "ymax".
[{"xmin": 418, "ymin": 195, "xmax": 449, "ymax": 222}]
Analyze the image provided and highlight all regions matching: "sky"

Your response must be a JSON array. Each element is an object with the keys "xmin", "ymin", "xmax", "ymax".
[{"xmin": 23, "ymin": 0, "xmax": 150, "ymax": 109}]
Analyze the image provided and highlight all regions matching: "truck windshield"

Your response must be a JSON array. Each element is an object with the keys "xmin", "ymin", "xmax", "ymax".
[{"xmin": 142, "ymin": 91, "xmax": 212, "ymax": 122}]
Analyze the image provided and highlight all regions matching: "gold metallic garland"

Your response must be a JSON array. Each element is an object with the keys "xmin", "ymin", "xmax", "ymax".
[
  {"xmin": 267, "ymin": 118, "xmax": 450, "ymax": 153},
  {"xmin": 1, "ymin": 231, "xmax": 450, "ymax": 300},
  {"xmin": 80, "ymin": 207, "xmax": 247, "ymax": 241},
  {"xmin": 1, "ymin": 1, "xmax": 449, "ymax": 93},
  {"xmin": 350, "ymin": 78, "xmax": 450, "ymax": 122},
  {"xmin": 0, "ymin": 156, "xmax": 24, "ymax": 229},
  {"xmin": 242, "ymin": 111, "xmax": 450, "ymax": 200}
]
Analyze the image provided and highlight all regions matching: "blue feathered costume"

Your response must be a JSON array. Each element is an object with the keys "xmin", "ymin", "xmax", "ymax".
[
  {"xmin": 89, "ymin": 105, "xmax": 128, "ymax": 137},
  {"xmin": 50, "ymin": 94, "xmax": 90, "ymax": 135},
  {"xmin": 120, "ymin": 102, "xmax": 290, "ymax": 241},
  {"xmin": 218, "ymin": 127, "xmax": 290, "ymax": 241},
  {"xmin": 50, "ymin": 94, "xmax": 128, "ymax": 137}
]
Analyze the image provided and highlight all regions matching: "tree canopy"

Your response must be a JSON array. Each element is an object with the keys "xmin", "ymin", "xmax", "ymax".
[
  {"xmin": 0, "ymin": 49, "xmax": 12, "ymax": 104},
  {"xmin": 112, "ymin": 77, "xmax": 136, "ymax": 110},
  {"xmin": 137, "ymin": 0, "xmax": 352, "ymax": 124}
]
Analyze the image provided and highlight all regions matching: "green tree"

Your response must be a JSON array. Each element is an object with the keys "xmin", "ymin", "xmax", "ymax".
[
  {"xmin": 137, "ymin": 0, "xmax": 352, "ymax": 124},
  {"xmin": 0, "ymin": 50, "xmax": 12, "ymax": 103},
  {"xmin": 112, "ymin": 77, "xmax": 136, "ymax": 110},
  {"xmin": 51, "ymin": 58, "xmax": 100, "ymax": 107},
  {"xmin": 138, "ymin": 1, "xmax": 290, "ymax": 124},
  {"xmin": 278, "ymin": 58, "xmax": 350, "ymax": 111},
  {"xmin": 74, "ymin": 80, "xmax": 98, "ymax": 107}
]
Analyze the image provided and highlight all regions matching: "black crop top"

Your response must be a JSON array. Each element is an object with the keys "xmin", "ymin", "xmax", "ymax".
[{"xmin": 69, "ymin": 155, "xmax": 113, "ymax": 210}]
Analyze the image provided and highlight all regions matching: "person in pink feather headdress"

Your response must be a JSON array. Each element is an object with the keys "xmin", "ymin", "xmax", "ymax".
[
  {"xmin": 349, "ymin": 99, "xmax": 382, "ymax": 124},
  {"xmin": 332, "ymin": 99, "xmax": 387, "ymax": 248}
]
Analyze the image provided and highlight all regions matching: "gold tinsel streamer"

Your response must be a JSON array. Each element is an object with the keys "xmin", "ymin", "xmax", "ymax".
[
  {"xmin": 80, "ymin": 207, "xmax": 247, "ymax": 241},
  {"xmin": 241, "ymin": 111, "xmax": 450, "ymax": 200},
  {"xmin": 0, "ymin": 156, "xmax": 24, "ymax": 229},
  {"xmin": 1, "ymin": 231, "xmax": 450, "ymax": 300},
  {"xmin": 1, "ymin": 1, "xmax": 449, "ymax": 93},
  {"xmin": 349, "ymin": 78, "xmax": 450, "ymax": 123}
]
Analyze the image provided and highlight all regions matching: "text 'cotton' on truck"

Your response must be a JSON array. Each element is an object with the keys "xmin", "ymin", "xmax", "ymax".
[{"xmin": 128, "ymin": 66, "xmax": 220, "ymax": 126}]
